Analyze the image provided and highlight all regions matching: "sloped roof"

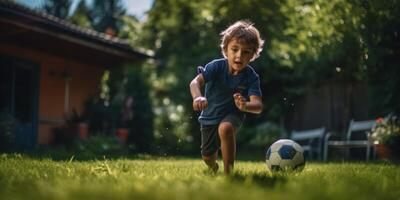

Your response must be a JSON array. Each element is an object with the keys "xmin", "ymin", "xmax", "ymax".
[{"xmin": 0, "ymin": 0, "xmax": 152, "ymax": 64}]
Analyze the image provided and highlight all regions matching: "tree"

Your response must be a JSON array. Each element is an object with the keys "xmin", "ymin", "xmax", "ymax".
[
  {"xmin": 42, "ymin": 0, "xmax": 72, "ymax": 19},
  {"xmin": 123, "ymin": 65, "xmax": 155, "ymax": 153},
  {"xmin": 68, "ymin": 0, "xmax": 91, "ymax": 28},
  {"xmin": 358, "ymin": 0, "xmax": 400, "ymax": 117},
  {"xmin": 89, "ymin": 0, "xmax": 126, "ymax": 33}
]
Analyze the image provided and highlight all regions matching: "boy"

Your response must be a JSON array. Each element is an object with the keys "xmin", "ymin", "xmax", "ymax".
[{"xmin": 189, "ymin": 20, "xmax": 264, "ymax": 174}]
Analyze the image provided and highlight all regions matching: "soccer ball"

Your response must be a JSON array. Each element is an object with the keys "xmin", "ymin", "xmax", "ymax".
[{"xmin": 265, "ymin": 139, "xmax": 305, "ymax": 172}]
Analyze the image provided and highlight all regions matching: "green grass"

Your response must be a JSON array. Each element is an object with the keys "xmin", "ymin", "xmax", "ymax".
[{"xmin": 1, "ymin": 154, "xmax": 399, "ymax": 200}]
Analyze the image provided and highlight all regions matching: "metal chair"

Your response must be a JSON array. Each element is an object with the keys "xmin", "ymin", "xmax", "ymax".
[
  {"xmin": 323, "ymin": 119, "xmax": 376, "ymax": 161},
  {"xmin": 291, "ymin": 127, "xmax": 326, "ymax": 161}
]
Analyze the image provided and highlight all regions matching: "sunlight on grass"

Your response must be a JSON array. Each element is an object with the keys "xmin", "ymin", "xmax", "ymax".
[{"xmin": 0, "ymin": 154, "xmax": 399, "ymax": 200}]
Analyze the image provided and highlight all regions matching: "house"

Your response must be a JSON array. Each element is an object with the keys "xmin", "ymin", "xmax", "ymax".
[{"xmin": 0, "ymin": 1, "xmax": 150, "ymax": 149}]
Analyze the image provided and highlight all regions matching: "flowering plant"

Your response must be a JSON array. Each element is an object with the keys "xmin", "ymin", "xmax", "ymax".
[{"xmin": 370, "ymin": 115, "xmax": 400, "ymax": 145}]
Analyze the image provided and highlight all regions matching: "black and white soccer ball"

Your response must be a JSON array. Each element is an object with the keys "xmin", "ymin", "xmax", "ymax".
[{"xmin": 265, "ymin": 139, "xmax": 305, "ymax": 172}]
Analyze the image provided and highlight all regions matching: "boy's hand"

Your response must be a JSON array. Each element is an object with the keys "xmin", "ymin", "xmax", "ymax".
[
  {"xmin": 233, "ymin": 93, "xmax": 247, "ymax": 112},
  {"xmin": 193, "ymin": 96, "xmax": 208, "ymax": 111}
]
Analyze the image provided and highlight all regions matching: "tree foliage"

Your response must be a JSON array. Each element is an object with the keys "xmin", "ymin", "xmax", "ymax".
[
  {"xmin": 68, "ymin": 0, "xmax": 91, "ymax": 28},
  {"xmin": 89, "ymin": 0, "xmax": 126, "ymax": 33},
  {"xmin": 358, "ymin": 0, "xmax": 400, "ymax": 116},
  {"xmin": 42, "ymin": 0, "xmax": 72, "ymax": 19}
]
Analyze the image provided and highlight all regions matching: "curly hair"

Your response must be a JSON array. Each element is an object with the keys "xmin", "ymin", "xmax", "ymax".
[{"xmin": 220, "ymin": 20, "xmax": 264, "ymax": 61}]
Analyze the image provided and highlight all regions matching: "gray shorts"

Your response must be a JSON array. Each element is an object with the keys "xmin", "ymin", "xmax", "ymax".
[{"xmin": 200, "ymin": 112, "xmax": 245, "ymax": 156}]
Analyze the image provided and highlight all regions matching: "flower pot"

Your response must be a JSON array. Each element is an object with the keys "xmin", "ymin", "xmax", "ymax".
[
  {"xmin": 375, "ymin": 144, "xmax": 390, "ymax": 159},
  {"xmin": 115, "ymin": 128, "xmax": 129, "ymax": 144},
  {"xmin": 76, "ymin": 122, "xmax": 89, "ymax": 140}
]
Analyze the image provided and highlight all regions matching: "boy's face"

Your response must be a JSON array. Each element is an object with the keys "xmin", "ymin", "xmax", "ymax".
[{"xmin": 224, "ymin": 38, "xmax": 254, "ymax": 75}]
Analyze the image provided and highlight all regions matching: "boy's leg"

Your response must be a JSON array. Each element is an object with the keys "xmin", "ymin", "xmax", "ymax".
[
  {"xmin": 200, "ymin": 124, "xmax": 219, "ymax": 172},
  {"xmin": 218, "ymin": 122, "xmax": 236, "ymax": 174},
  {"xmin": 202, "ymin": 151, "xmax": 218, "ymax": 172},
  {"xmin": 218, "ymin": 112, "xmax": 244, "ymax": 174}
]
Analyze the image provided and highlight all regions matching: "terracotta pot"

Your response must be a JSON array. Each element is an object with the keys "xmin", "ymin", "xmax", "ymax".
[
  {"xmin": 76, "ymin": 122, "xmax": 89, "ymax": 140},
  {"xmin": 116, "ymin": 128, "xmax": 129, "ymax": 144},
  {"xmin": 375, "ymin": 143, "xmax": 390, "ymax": 159}
]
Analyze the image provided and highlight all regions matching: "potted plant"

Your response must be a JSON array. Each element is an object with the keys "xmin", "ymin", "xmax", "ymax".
[
  {"xmin": 0, "ymin": 110, "xmax": 16, "ymax": 150},
  {"xmin": 370, "ymin": 114, "xmax": 400, "ymax": 160},
  {"xmin": 115, "ymin": 127, "xmax": 129, "ymax": 145},
  {"xmin": 63, "ymin": 109, "xmax": 89, "ymax": 140}
]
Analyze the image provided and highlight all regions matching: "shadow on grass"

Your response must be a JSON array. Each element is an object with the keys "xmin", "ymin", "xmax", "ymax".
[{"xmin": 228, "ymin": 171, "xmax": 287, "ymax": 188}]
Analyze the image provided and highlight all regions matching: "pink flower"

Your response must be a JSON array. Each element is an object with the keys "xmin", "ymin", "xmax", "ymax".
[{"xmin": 376, "ymin": 117, "xmax": 384, "ymax": 123}]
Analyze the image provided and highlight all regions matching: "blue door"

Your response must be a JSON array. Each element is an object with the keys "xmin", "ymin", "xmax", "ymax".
[{"xmin": 0, "ymin": 56, "xmax": 39, "ymax": 150}]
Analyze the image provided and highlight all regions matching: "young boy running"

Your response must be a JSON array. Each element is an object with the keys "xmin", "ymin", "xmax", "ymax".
[{"xmin": 190, "ymin": 20, "xmax": 264, "ymax": 174}]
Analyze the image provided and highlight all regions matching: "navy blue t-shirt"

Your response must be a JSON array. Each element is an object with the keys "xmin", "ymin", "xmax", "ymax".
[{"xmin": 199, "ymin": 58, "xmax": 262, "ymax": 125}]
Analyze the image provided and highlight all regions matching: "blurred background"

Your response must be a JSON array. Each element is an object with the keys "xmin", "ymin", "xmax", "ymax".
[{"xmin": 0, "ymin": 0, "xmax": 399, "ymax": 160}]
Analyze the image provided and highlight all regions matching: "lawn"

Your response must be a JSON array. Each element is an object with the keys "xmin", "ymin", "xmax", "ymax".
[{"xmin": 0, "ymin": 154, "xmax": 399, "ymax": 200}]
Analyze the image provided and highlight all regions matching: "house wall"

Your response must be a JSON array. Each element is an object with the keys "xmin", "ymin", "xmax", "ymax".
[{"xmin": 0, "ymin": 44, "xmax": 104, "ymax": 145}]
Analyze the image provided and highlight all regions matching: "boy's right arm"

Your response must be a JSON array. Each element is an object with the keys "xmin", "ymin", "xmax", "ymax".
[{"xmin": 190, "ymin": 74, "xmax": 208, "ymax": 111}]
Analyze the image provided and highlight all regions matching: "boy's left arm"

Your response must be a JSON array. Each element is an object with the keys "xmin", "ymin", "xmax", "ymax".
[{"xmin": 233, "ymin": 94, "xmax": 263, "ymax": 114}]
